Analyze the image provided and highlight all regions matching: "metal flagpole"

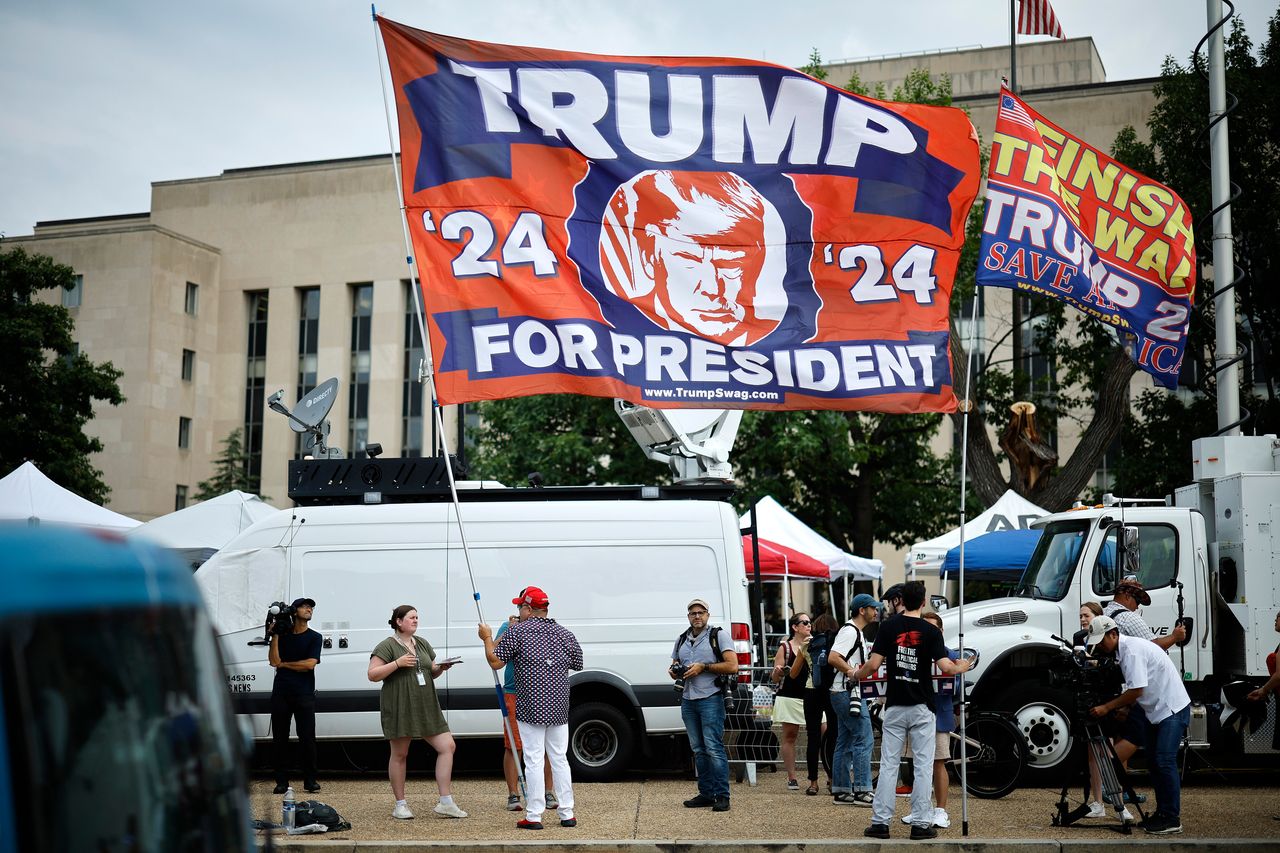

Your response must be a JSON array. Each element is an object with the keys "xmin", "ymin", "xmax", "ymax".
[
  {"xmin": 956, "ymin": 289, "xmax": 982, "ymax": 836},
  {"xmin": 370, "ymin": 5, "xmax": 527, "ymax": 804}
]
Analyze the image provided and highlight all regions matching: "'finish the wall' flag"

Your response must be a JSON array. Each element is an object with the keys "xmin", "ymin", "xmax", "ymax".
[
  {"xmin": 976, "ymin": 88, "xmax": 1196, "ymax": 388},
  {"xmin": 377, "ymin": 17, "xmax": 981, "ymax": 412}
]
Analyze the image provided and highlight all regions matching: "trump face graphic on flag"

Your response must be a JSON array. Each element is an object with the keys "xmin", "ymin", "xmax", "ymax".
[{"xmin": 599, "ymin": 170, "xmax": 787, "ymax": 345}]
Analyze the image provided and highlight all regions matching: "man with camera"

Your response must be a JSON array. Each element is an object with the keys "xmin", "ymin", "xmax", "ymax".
[
  {"xmin": 269, "ymin": 597, "xmax": 322, "ymax": 794},
  {"xmin": 827, "ymin": 593, "xmax": 879, "ymax": 807},
  {"xmin": 670, "ymin": 598, "xmax": 738, "ymax": 813},
  {"xmin": 1086, "ymin": 614, "xmax": 1191, "ymax": 835}
]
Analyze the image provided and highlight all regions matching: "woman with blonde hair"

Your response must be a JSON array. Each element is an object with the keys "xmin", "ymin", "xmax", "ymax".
[{"xmin": 368, "ymin": 604, "xmax": 467, "ymax": 820}]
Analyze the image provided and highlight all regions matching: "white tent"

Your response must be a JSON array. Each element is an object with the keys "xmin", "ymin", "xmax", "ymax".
[
  {"xmin": 130, "ymin": 490, "xmax": 278, "ymax": 568},
  {"xmin": 0, "ymin": 461, "xmax": 139, "ymax": 531},
  {"xmin": 905, "ymin": 489, "xmax": 1049, "ymax": 578},
  {"xmin": 741, "ymin": 495, "xmax": 883, "ymax": 581}
]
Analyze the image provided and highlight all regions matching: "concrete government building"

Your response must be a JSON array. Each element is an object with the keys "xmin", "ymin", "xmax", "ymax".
[{"xmin": 10, "ymin": 37, "xmax": 1160, "ymax": 527}]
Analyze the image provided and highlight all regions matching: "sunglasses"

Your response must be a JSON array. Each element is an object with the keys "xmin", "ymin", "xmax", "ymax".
[
  {"xmin": 794, "ymin": 620, "xmax": 811, "ymax": 626},
  {"xmin": 688, "ymin": 610, "xmax": 708, "ymax": 616}
]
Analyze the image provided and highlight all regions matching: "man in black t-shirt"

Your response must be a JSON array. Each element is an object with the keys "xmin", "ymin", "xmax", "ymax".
[
  {"xmin": 269, "ymin": 597, "xmax": 323, "ymax": 794},
  {"xmin": 851, "ymin": 582, "xmax": 970, "ymax": 839}
]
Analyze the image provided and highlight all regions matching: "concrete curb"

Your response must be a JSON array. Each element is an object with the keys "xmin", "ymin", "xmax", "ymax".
[{"xmin": 260, "ymin": 838, "xmax": 1279, "ymax": 852}]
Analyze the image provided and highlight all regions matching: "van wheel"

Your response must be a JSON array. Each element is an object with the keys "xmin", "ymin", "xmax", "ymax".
[
  {"xmin": 568, "ymin": 702, "xmax": 634, "ymax": 781},
  {"xmin": 993, "ymin": 683, "xmax": 1076, "ymax": 783}
]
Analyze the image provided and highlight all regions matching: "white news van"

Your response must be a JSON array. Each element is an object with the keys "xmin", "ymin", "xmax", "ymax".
[{"xmin": 195, "ymin": 496, "xmax": 753, "ymax": 780}]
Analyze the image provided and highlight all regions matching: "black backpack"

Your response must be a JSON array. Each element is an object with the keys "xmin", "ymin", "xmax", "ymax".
[
  {"xmin": 808, "ymin": 630, "xmax": 836, "ymax": 691},
  {"xmin": 294, "ymin": 801, "xmax": 351, "ymax": 832}
]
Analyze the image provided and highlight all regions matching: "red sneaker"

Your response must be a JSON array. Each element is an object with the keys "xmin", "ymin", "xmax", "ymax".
[
  {"xmin": 895, "ymin": 785, "xmax": 913, "ymax": 797},
  {"xmin": 516, "ymin": 819, "xmax": 544, "ymax": 830}
]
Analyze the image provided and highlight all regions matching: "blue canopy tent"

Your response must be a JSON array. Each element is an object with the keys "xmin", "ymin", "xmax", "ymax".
[{"xmin": 942, "ymin": 528, "xmax": 1044, "ymax": 583}]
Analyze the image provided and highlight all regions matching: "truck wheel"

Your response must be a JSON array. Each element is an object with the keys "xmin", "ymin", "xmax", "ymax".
[
  {"xmin": 568, "ymin": 701, "xmax": 634, "ymax": 782},
  {"xmin": 994, "ymin": 684, "xmax": 1075, "ymax": 778}
]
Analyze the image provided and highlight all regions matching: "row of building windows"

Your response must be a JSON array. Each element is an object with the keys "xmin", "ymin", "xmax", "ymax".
[{"xmin": 240, "ymin": 283, "xmax": 432, "ymax": 479}]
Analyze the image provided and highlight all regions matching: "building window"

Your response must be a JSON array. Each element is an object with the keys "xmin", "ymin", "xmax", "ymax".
[
  {"xmin": 178, "ymin": 417, "xmax": 192, "ymax": 450},
  {"xmin": 954, "ymin": 286, "xmax": 984, "ymax": 347},
  {"xmin": 63, "ymin": 274, "xmax": 83, "ymax": 309},
  {"xmin": 349, "ymin": 283, "xmax": 373, "ymax": 455},
  {"xmin": 175, "ymin": 484, "xmax": 188, "ymax": 511},
  {"xmin": 296, "ymin": 287, "xmax": 321, "ymax": 457},
  {"xmin": 181, "ymin": 349, "xmax": 195, "ymax": 382},
  {"xmin": 244, "ymin": 292, "xmax": 269, "ymax": 485},
  {"xmin": 402, "ymin": 282, "xmax": 425, "ymax": 457},
  {"xmin": 185, "ymin": 281, "xmax": 199, "ymax": 316}
]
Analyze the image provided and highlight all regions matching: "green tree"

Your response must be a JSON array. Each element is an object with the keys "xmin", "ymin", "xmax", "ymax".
[
  {"xmin": 0, "ymin": 246, "xmax": 124, "ymax": 503},
  {"xmin": 471, "ymin": 396, "xmax": 656, "ymax": 487},
  {"xmin": 798, "ymin": 47, "xmax": 828, "ymax": 81},
  {"xmin": 195, "ymin": 428, "xmax": 265, "ymax": 500}
]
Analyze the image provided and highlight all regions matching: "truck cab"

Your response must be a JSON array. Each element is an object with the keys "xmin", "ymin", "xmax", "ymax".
[{"xmin": 947, "ymin": 434, "xmax": 1278, "ymax": 779}]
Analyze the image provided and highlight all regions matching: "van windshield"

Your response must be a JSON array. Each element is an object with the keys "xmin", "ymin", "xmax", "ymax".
[
  {"xmin": 1013, "ymin": 520, "xmax": 1090, "ymax": 601},
  {"xmin": 1, "ymin": 605, "xmax": 251, "ymax": 852}
]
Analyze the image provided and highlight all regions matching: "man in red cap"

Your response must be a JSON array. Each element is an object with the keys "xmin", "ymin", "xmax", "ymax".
[{"xmin": 480, "ymin": 586, "xmax": 583, "ymax": 830}]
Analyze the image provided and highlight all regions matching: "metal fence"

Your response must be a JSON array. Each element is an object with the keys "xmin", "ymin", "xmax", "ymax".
[{"xmin": 724, "ymin": 666, "xmax": 830, "ymax": 786}]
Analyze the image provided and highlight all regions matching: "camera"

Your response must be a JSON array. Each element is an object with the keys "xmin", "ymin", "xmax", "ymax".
[
  {"xmin": 1047, "ymin": 644, "xmax": 1124, "ymax": 727},
  {"xmin": 670, "ymin": 661, "xmax": 686, "ymax": 692},
  {"xmin": 265, "ymin": 601, "xmax": 297, "ymax": 636}
]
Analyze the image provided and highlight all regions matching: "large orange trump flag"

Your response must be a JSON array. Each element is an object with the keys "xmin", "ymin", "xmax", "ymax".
[{"xmin": 378, "ymin": 17, "xmax": 981, "ymax": 412}]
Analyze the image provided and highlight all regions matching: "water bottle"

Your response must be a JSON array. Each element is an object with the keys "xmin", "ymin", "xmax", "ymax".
[{"xmin": 282, "ymin": 786, "xmax": 296, "ymax": 829}]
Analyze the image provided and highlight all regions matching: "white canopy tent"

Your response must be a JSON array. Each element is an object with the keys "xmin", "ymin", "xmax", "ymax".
[
  {"xmin": 741, "ymin": 495, "xmax": 883, "ymax": 582},
  {"xmin": 129, "ymin": 490, "xmax": 278, "ymax": 568},
  {"xmin": 905, "ymin": 489, "xmax": 1049, "ymax": 579},
  {"xmin": 0, "ymin": 461, "xmax": 139, "ymax": 531}
]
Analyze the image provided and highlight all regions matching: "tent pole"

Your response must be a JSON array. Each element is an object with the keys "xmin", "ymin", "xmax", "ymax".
[{"xmin": 749, "ymin": 507, "xmax": 767, "ymax": 670}]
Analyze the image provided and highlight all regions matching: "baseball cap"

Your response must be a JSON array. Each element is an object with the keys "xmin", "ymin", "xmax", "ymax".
[
  {"xmin": 1085, "ymin": 614, "xmax": 1119, "ymax": 652},
  {"xmin": 1115, "ymin": 578, "xmax": 1151, "ymax": 606},
  {"xmin": 291, "ymin": 597, "xmax": 316, "ymax": 609},
  {"xmin": 687, "ymin": 598, "xmax": 710, "ymax": 612},
  {"xmin": 512, "ymin": 586, "xmax": 550, "ymax": 608},
  {"xmin": 850, "ymin": 593, "xmax": 879, "ymax": 613}
]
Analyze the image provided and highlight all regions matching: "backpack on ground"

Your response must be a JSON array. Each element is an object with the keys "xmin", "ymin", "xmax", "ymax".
[{"xmin": 294, "ymin": 801, "xmax": 352, "ymax": 832}]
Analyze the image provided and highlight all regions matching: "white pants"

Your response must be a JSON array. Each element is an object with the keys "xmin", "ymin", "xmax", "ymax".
[{"xmin": 518, "ymin": 721, "xmax": 574, "ymax": 821}]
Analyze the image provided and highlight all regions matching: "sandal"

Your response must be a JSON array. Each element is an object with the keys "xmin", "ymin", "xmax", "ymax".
[{"xmin": 806, "ymin": 781, "xmax": 819, "ymax": 796}]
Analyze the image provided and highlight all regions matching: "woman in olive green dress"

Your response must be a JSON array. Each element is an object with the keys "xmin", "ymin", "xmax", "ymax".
[{"xmin": 368, "ymin": 604, "xmax": 467, "ymax": 820}]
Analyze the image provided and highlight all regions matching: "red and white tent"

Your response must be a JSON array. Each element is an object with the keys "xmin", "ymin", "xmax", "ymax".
[{"xmin": 741, "ymin": 535, "xmax": 830, "ymax": 580}]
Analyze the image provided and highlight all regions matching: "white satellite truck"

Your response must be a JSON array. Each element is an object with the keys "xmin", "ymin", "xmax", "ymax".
[
  {"xmin": 195, "ymin": 390, "xmax": 754, "ymax": 780},
  {"xmin": 947, "ymin": 434, "xmax": 1280, "ymax": 781}
]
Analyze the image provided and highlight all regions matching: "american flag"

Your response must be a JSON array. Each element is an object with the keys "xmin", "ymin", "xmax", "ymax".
[
  {"xmin": 1000, "ymin": 94, "xmax": 1039, "ymax": 132},
  {"xmin": 1018, "ymin": 0, "xmax": 1066, "ymax": 39}
]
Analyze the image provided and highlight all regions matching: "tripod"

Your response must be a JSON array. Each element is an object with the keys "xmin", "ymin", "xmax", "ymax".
[{"xmin": 1052, "ymin": 720, "xmax": 1147, "ymax": 834}]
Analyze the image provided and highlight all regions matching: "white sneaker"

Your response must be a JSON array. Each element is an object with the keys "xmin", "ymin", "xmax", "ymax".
[
  {"xmin": 1120, "ymin": 806, "xmax": 1134, "ymax": 822},
  {"xmin": 434, "ymin": 801, "xmax": 468, "ymax": 819},
  {"xmin": 392, "ymin": 803, "xmax": 414, "ymax": 820},
  {"xmin": 933, "ymin": 808, "xmax": 951, "ymax": 828},
  {"xmin": 1086, "ymin": 801, "xmax": 1105, "ymax": 818}
]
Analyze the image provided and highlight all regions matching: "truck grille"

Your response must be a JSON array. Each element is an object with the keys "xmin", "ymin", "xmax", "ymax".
[{"xmin": 975, "ymin": 610, "xmax": 1028, "ymax": 627}]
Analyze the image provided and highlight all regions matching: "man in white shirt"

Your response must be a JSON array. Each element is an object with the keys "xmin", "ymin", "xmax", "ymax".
[
  {"xmin": 827, "ymin": 593, "xmax": 879, "ymax": 806},
  {"xmin": 1086, "ymin": 615, "xmax": 1191, "ymax": 836}
]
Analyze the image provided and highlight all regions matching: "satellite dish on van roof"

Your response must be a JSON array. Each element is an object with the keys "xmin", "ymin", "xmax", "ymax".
[
  {"xmin": 267, "ymin": 378, "xmax": 343, "ymax": 458},
  {"xmin": 288, "ymin": 378, "xmax": 339, "ymax": 432}
]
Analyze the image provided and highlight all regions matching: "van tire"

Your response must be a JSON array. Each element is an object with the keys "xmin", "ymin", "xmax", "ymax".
[{"xmin": 568, "ymin": 702, "xmax": 634, "ymax": 781}]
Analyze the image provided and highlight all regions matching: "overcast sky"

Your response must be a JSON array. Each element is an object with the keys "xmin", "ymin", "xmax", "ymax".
[{"xmin": 1, "ymin": 0, "xmax": 1273, "ymax": 238}]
